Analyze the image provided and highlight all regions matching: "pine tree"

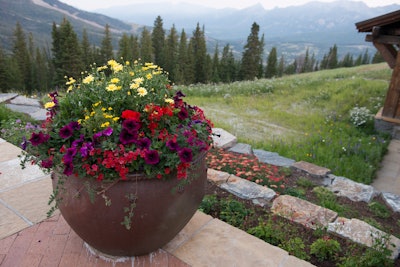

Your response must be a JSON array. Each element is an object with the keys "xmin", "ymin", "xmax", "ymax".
[
  {"xmin": 0, "ymin": 45, "xmax": 11, "ymax": 92},
  {"xmin": 362, "ymin": 49, "xmax": 370, "ymax": 65},
  {"xmin": 189, "ymin": 24, "xmax": 208, "ymax": 83},
  {"xmin": 240, "ymin": 22, "xmax": 264, "ymax": 80},
  {"xmin": 152, "ymin": 16, "xmax": 165, "ymax": 68},
  {"xmin": 118, "ymin": 33, "xmax": 133, "ymax": 61},
  {"xmin": 176, "ymin": 29, "xmax": 190, "ymax": 84},
  {"xmin": 12, "ymin": 22, "xmax": 29, "ymax": 92},
  {"xmin": 164, "ymin": 25, "xmax": 179, "ymax": 82},
  {"xmin": 140, "ymin": 27, "xmax": 153, "ymax": 63},
  {"xmin": 81, "ymin": 29, "xmax": 94, "ymax": 69},
  {"xmin": 100, "ymin": 24, "xmax": 113, "ymax": 63},
  {"xmin": 265, "ymin": 47, "xmax": 277, "ymax": 78},
  {"xmin": 372, "ymin": 50, "xmax": 384, "ymax": 64},
  {"xmin": 219, "ymin": 44, "xmax": 237, "ymax": 83},
  {"xmin": 51, "ymin": 18, "xmax": 83, "ymax": 86},
  {"xmin": 130, "ymin": 35, "xmax": 140, "ymax": 60},
  {"xmin": 211, "ymin": 44, "xmax": 220, "ymax": 83},
  {"xmin": 277, "ymin": 55, "xmax": 285, "ymax": 77}
]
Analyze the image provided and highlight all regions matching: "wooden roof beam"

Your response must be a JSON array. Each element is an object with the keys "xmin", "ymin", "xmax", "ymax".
[
  {"xmin": 366, "ymin": 34, "xmax": 400, "ymax": 45},
  {"xmin": 372, "ymin": 43, "xmax": 397, "ymax": 68}
]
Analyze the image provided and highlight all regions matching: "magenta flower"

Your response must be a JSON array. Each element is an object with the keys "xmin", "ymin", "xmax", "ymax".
[
  {"xmin": 29, "ymin": 132, "xmax": 50, "ymax": 146},
  {"xmin": 59, "ymin": 124, "xmax": 74, "ymax": 139},
  {"xmin": 144, "ymin": 150, "xmax": 160, "ymax": 165},
  {"xmin": 80, "ymin": 142, "xmax": 94, "ymax": 157},
  {"xmin": 122, "ymin": 119, "xmax": 141, "ymax": 133},
  {"xmin": 63, "ymin": 162, "xmax": 74, "ymax": 176},
  {"xmin": 166, "ymin": 139, "xmax": 179, "ymax": 151},
  {"xmin": 178, "ymin": 148, "xmax": 193, "ymax": 163},
  {"xmin": 63, "ymin": 147, "xmax": 77, "ymax": 164},
  {"xmin": 119, "ymin": 128, "xmax": 137, "ymax": 145},
  {"xmin": 102, "ymin": 127, "xmax": 113, "ymax": 136},
  {"xmin": 178, "ymin": 108, "xmax": 189, "ymax": 120},
  {"xmin": 41, "ymin": 158, "xmax": 53, "ymax": 168},
  {"xmin": 136, "ymin": 137, "xmax": 151, "ymax": 149}
]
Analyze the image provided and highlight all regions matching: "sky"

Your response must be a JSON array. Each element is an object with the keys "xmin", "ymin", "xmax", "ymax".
[{"xmin": 59, "ymin": 0, "xmax": 399, "ymax": 11}]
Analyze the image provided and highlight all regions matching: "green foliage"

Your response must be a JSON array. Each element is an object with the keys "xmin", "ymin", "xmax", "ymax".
[
  {"xmin": 247, "ymin": 218, "xmax": 286, "ymax": 246},
  {"xmin": 296, "ymin": 177, "xmax": 316, "ymax": 189},
  {"xmin": 283, "ymin": 187, "xmax": 306, "ymax": 199},
  {"xmin": 310, "ymin": 237, "xmax": 341, "ymax": 261},
  {"xmin": 338, "ymin": 233, "xmax": 394, "ymax": 267},
  {"xmin": 280, "ymin": 237, "xmax": 310, "ymax": 261},
  {"xmin": 199, "ymin": 195, "xmax": 218, "ymax": 214},
  {"xmin": 368, "ymin": 201, "xmax": 391, "ymax": 219},
  {"xmin": 313, "ymin": 187, "xmax": 339, "ymax": 209},
  {"xmin": 219, "ymin": 197, "xmax": 251, "ymax": 228},
  {"xmin": 0, "ymin": 105, "xmax": 38, "ymax": 146}
]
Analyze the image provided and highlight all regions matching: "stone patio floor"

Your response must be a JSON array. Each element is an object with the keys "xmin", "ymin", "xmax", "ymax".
[{"xmin": 0, "ymin": 138, "xmax": 314, "ymax": 267}]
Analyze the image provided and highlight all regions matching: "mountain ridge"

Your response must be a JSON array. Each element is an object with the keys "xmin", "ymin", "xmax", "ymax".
[{"xmin": 1, "ymin": 0, "xmax": 399, "ymax": 62}]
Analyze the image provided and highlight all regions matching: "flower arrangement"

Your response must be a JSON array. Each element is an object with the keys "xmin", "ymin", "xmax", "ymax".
[{"xmin": 21, "ymin": 59, "xmax": 213, "ymax": 182}]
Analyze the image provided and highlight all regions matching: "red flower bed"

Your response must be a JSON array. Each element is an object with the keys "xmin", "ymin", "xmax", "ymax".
[{"xmin": 206, "ymin": 147, "xmax": 286, "ymax": 193}]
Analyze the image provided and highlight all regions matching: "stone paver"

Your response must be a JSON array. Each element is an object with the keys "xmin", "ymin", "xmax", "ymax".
[
  {"xmin": 220, "ymin": 175, "xmax": 276, "ymax": 207},
  {"xmin": 212, "ymin": 128, "xmax": 237, "ymax": 149},
  {"xmin": 0, "ymin": 142, "xmax": 23, "ymax": 162},
  {"xmin": 328, "ymin": 217, "xmax": 400, "ymax": 259},
  {"xmin": 171, "ymin": 217, "xmax": 314, "ymax": 267},
  {"xmin": 0, "ymin": 178, "xmax": 53, "ymax": 225},
  {"xmin": 254, "ymin": 149, "xmax": 295, "ymax": 167},
  {"xmin": 327, "ymin": 175, "xmax": 377, "ymax": 202},
  {"xmin": 0, "ymin": 158, "xmax": 46, "ymax": 192},
  {"xmin": 228, "ymin": 142, "xmax": 253, "ymax": 154},
  {"xmin": 0, "ymin": 93, "xmax": 18, "ymax": 103},
  {"xmin": 8, "ymin": 96, "xmax": 41, "ymax": 107},
  {"xmin": 292, "ymin": 161, "xmax": 332, "ymax": 186},
  {"xmin": 271, "ymin": 195, "xmax": 338, "ymax": 230},
  {"xmin": 381, "ymin": 192, "xmax": 400, "ymax": 213},
  {"xmin": 206, "ymin": 168, "xmax": 231, "ymax": 185}
]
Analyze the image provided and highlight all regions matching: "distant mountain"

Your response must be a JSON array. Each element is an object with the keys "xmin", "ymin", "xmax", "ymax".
[
  {"xmin": 0, "ymin": 0, "xmax": 143, "ymax": 53},
  {"xmin": 95, "ymin": 1, "xmax": 400, "ymax": 60}
]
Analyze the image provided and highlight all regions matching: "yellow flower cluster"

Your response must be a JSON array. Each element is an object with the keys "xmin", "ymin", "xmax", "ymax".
[{"xmin": 108, "ymin": 59, "xmax": 123, "ymax": 73}]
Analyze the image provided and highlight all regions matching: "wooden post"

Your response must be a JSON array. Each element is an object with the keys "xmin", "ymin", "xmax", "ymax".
[{"xmin": 382, "ymin": 51, "xmax": 400, "ymax": 120}]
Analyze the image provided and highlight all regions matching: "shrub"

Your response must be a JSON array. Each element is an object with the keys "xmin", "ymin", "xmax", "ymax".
[
  {"xmin": 310, "ymin": 236, "xmax": 341, "ymax": 261},
  {"xmin": 349, "ymin": 106, "xmax": 372, "ymax": 127}
]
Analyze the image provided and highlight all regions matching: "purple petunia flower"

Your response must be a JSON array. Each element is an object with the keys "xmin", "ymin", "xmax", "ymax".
[
  {"xmin": 59, "ymin": 124, "xmax": 74, "ymax": 139},
  {"xmin": 136, "ymin": 137, "xmax": 151, "ymax": 149},
  {"xmin": 29, "ymin": 132, "xmax": 50, "ymax": 146},
  {"xmin": 102, "ymin": 127, "xmax": 113, "ymax": 136},
  {"xmin": 71, "ymin": 134, "xmax": 84, "ymax": 148},
  {"xmin": 144, "ymin": 150, "xmax": 160, "ymax": 165},
  {"xmin": 21, "ymin": 136, "xmax": 28, "ymax": 150},
  {"xmin": 80, "ymin": 142, "xmax": 94, "ymax": 157},
  {"xmin": 63, "ymin": 162, "xmax": 74, "ymax": 176},
  {"xmin": 63, "ymin": 147, "xmax": 77, "ymax": 164},
  {"xmin": 177, "ymin": 108, "xmax": 189, "ymax": 120},
  {"xmin": 122, "ymin": 119, "xmax": 141, "ymax": 133},
  {"xmin": 119, "ymin": 128, "xmax": 138, "ymax": 145},
  {"xmin": 178, "ymin": 148, "xmax": 193, "ymax": 163},
  {"xmin": 68, "ymin": 121, "xmax": 81, "ymax": 131},
  {"xmin": 166, "ymin": 139, "xmax": 179, "ymax": 151}
]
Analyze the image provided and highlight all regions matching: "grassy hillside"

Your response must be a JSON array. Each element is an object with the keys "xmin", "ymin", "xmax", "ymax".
[{"xmin": 180, "ymin": 63, "xmax": 392, "ymax": 183}]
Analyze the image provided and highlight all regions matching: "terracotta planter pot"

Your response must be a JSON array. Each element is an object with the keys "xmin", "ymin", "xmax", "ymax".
[{"xmin": 51, "ymin": 153, "xmax": 207, "ymax": 256}]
